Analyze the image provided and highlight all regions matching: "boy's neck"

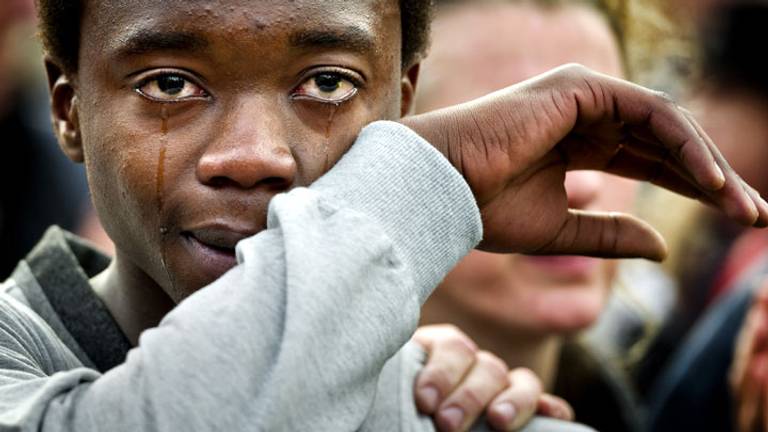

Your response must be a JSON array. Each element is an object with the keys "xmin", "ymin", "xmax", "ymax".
[
  {"xmin": 91, "ymin": 255, "xmax": 176, "ymax": 346},
  {"xmin": 420, "ymin": 303, "xmax": 562, "ymax": 391}
]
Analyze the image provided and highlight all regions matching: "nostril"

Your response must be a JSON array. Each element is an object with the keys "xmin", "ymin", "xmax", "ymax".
[
  {"xmin": 205, "ymin": 175, "xmax": 291, "ymax": 190},
  {"xmin": 196, "ymin": 141, "xmax": 297, "ymax": 190},
  {"xmin": 206, "ymin": 176, "xmax": 232, "ymax": 189},
  {"xmin": 261, "ymin": 176, "xmax": 290, "ymax": 188}
]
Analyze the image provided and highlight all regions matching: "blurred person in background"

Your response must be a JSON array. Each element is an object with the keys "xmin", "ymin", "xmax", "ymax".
[
  {"xmin": 731, "ymin": 279, "xmax": 768, "ymax": 432},
  {"xmin": 0, "ymin": 0, "xmax": 98, "ymax": 278},
  {"xmin": 416, "ymin": 1, "xmax": 648, "ymax": 430},
  {"xmin": 632, "ymin": 2, "xmax": 768, "ymax": 430}
]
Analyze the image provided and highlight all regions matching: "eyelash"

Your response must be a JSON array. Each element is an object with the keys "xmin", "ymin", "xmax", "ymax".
[
  {"xmin": 291, "ymin": 67, "xmax": 365, "ymax": 103},
  {"xmin": 133, "ymin": 69, "xmax": 210, "ymax": 104},
  {"xmin": 131, "ymin": 67, "xmax": 365, "ymax": 104}
]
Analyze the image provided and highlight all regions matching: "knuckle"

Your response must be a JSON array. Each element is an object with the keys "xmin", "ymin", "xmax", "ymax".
[
  {"xmin": 562, "ymin": 62, "xmax": 589, "ymax": 75},
  {"xmin": 458, "ymin": 388, "xmax": 486, "ymax": 413},
  {"xmin": 424, "ymin": 367, "xmax": 454, "ymax": 393},
  {"xmin": 442, "ymin": 324, "xmax": 474, "ymax": 343},
  {"xmin": 441, "ymin": 334, "xmax": 478, "ymax": 358},
  {"xmin": 477, "ymin": 351, "xmax": 509, "ymax": 380},
  {"xmin": 654, "ymin": 90, "xmax": 676, "ymax": 105},
  {"xmin": 511, "ymin": 367, "xmax": 543, "ymax": 393}
]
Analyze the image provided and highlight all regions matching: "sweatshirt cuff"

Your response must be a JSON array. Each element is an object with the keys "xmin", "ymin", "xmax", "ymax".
[{"xmin": 310, "ymin": 121, "xmax": 483, "ymax": 302}]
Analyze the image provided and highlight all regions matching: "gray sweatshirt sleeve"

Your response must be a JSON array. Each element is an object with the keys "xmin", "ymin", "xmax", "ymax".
[{"xmin": 0, "ymin": 121, "xmax": 482, "ymax": 431}]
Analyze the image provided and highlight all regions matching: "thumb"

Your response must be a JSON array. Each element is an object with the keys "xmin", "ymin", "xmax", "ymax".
[{"xmin": 536, "ymin": 210, "xmax": 668, "ymax": 261}]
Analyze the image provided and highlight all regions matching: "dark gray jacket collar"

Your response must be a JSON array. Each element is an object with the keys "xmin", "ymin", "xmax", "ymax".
[{"xmin": 9, "ymin": 226, "xmax": 131, "ymax": 372}]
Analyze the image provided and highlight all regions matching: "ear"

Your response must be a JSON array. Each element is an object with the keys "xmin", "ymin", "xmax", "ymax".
[
  {"xmin": 45, "ymin": 57, "xmax": 83, "ymax": 163},
  {"xmin": 400, "ymin": 62, "xmax": 421, "ymax": 118}
]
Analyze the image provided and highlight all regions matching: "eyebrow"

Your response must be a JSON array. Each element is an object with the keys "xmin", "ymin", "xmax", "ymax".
[
  {"xmin": 113, "ymin": 30, "xmax": 209, "ymax": 58},
  {"xmin": 289, "ymin": 27, "xmax": 375, "ymax": 55}
]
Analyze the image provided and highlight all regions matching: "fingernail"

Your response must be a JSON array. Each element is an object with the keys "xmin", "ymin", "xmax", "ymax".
[
  {"xmin": 417, "ymin": 386, "xmax": 439, "ymax": 412},
  {"xmin": 491, "ymin": 402, "xmax": 517, "ymax": 425},
  {"xmin": 713, "ymin": 164, "xmax": 726, "ymax": 189},
  {"xmin": 437, "ymin": 406, "xmax": 464, "ymax": 431}
]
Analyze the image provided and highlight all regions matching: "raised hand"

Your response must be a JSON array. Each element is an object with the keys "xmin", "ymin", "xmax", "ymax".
[{"xmin": 402, "ymin": 64, "xmax": 768, "ymax": 260}]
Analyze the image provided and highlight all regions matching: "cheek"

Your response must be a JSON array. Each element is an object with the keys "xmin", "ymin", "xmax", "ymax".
[
  {"xmin": 523, "ymin": 260, "xmax": 615, "ymax": 332},
  {"xmin": 439, "ymin": 252, "xmax": 531, "ymax": 319},
  {"xmin": 80, "ymin": 103, "xmax": 165, "ymax": 254},
  {"xmin": 592, "ymin": 176, "xmax": 638, "ymax": 213},
  {"xmin": 290, "ymin": 92, "xmax": 396, "ymax": 183},
  {"xmin": 439, "ymin": 251, "xmax": 616, "ymax": 332}
]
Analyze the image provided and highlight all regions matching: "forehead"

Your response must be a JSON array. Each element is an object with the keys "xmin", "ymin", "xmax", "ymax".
[
  {"xmin": 81, "ymin": 0, "xmax": 399, "ymax": 59},
  {"xmin": 418, "ymin": 2, "xmax": 623, "ymax": 107}
]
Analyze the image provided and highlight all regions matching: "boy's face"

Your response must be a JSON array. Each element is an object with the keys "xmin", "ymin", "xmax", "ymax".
[{"xmin": 53, "ymin": 0, "xmax": 413, "ymax": 301}]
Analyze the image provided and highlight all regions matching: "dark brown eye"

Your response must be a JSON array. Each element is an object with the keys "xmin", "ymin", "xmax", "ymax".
[
  {"xmin": 314, "ymin": 74, "xmax": 342, "ymax": 93},
  {"xmin": 294, "ymin": 71, "xmax": 357, "ymax": 103},
  {"xmin": 157, "ymin": 75, "xmax": 186, "ymax": 95},
  {"xmin": 136, "ymin": 73, "xmax": 207, "ymax": 102}
]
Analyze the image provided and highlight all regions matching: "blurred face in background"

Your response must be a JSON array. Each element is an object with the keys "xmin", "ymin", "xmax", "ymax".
[
  {"xmin": 418, "ymin": 1, "xmax": 637, "ymax": 335},
  {"xmin": 689, "ymin": 89, "xmax": 768, "ymax": 200},
  {"xmin": 0, "ymin": 0, "xmax": 34, "ymax": 31},
  {"xmin": 0, "ymin": 0, "xmax": 36, "ymax": 109}
]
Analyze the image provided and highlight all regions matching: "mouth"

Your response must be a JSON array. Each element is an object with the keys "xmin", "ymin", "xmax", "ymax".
[
  {"xmin": 180, "ymin": 226, "xmax": 255, "ymax": 281},
  {"xmin": 521, "ymin": 255, "xmax": 600, "ymax": 279}
]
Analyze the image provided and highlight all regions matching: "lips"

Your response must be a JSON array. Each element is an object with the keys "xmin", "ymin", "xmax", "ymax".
[
  {"xmin": 186, "ymin": 227, "xmax": 252, "ymax": 250},
  {"xmin": 521, "ymin": 255, "xmax": 600, "ymax": 279},
  {"xmin": 180, "ymin": 225, "xmax": 257, "ymax": 281}
]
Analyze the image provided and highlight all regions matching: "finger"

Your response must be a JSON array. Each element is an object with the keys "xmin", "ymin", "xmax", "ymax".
[
  {"xmin": 559, "ymin": 132, "xmax": 717, "ymax": 206},
  {"xmin": 593, "ymin": 77, "xmax": 726, "ymax": 191},
  {"xmin": 752, "ymin": 297, "xmax": 768, "ymax": 354},
  {"xmin": 485, "ymin": 368, "xmax": 544, "ymax": 431},
  {"xmin": 763, "ymin": 370, "xmax": 768, "ymax": 432},
  {"xmin": 731, "ymin": 281, "xmax": 768, "ymax": 396},
  {"xmin": 597, "ymin": 85, "xmax": 758, "ymax": 225},
  {"xmin": 743, "ymin": 353, "xmax": 768, "ymax": 432},
  {"xmin": 757, "ymin": 282, "xmax": 768, "ymax": 307},
  {"xmin": 413, "ymin": 325, "xmax": 479, "ymax": 414},
  {"xmin": 738, "ymin": 373, "xmax": 762, "ymax": 432},
  {"xmin": 436, "ymin": 351, "xmax": 509, "ymax": 432},
  {"xmin": 534, "ymin": 209, "xmax": 668, "ymax": 261},
  {"xmin": 742, "ymin": 183, "xmax": 768, "ymax": 228},
  {"xmin": 599, "ymin": 142, "xmax": 712, "ymax": 203},
  {"xmin": 682, "ymin": 110, "xmax": 764, "ymax": 226},
  {"xmin": 536, "ymin": 394, "xmax": 575, "ymax": 422}
]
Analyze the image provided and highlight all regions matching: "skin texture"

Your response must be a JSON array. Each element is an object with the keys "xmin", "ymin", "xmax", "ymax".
[
  {"xmin": 731, "ymin": 279, "xmax": 768, "ymax": 432},
  {"xmin": 46, "ymin": 1, "xmax": 547, "ymax": 430},
  {"xmin": 415, "ymin": 5, "xmax": 633, "ymax": 428},
  {"xmin": 46, "ymin": 0, "xmax": 767, "ymax": 430},
  {"xmin": 414, "ymin": 325, "xmax": 573, "ymax": 432},
  {"xmin": 689, "ymin": 87, "xmax": 768, "ymax": 199},
  {"xmin": 418, "ymin": 1, "xmax": 634, "ymax": 343},
  {"xmin": 410, "ymin": 3, "xmax": 765, "ymax": 429},
  {"xmin": 69, "ymin": 0, "xmax": 406, "ymax": 306}
]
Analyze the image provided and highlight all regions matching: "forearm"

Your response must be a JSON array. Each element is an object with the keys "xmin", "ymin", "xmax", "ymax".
[{"xmin": 0, "ymin": 122, "xmax": 481, "ymax": 431}]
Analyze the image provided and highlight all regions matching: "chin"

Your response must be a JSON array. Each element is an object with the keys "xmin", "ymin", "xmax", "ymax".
[
  {"xmin": 526, "ymin": 288, "xmax": 607, "ymax": 334},
  {"xmin": 539, "ymin": 311, "xmax": 601, "ymax": 334}
]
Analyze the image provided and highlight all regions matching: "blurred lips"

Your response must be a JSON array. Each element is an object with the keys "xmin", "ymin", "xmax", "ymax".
[{"xmin": 521, "ymin": 255, "xmax": 600, "ymax": 279}]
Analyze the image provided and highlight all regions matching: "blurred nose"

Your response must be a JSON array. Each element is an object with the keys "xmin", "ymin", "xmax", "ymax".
[
  {"xmin": 196, "ymin": 98, "xmax": 296, "ymax": 190},
  {"xmin": 564, "ymin": 171, "xmax": 602, "ymax": 209}
]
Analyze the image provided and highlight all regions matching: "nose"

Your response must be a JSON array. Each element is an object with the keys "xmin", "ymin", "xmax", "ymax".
[
  {"xmin": 196, "ymin": 99, "xmax": 296, "ymax": 190},
  {"xmin": 564, "ymin": 171, "xmax": 602, "ymax": 209}
]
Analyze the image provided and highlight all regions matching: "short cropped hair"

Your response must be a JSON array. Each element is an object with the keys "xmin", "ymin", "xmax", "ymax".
[{"xmin": 36, "ymin": 0, "xmax": 434, "ymax": 73}]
